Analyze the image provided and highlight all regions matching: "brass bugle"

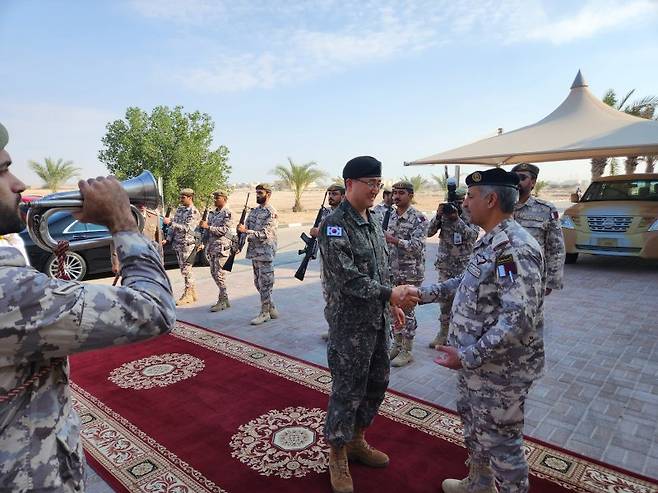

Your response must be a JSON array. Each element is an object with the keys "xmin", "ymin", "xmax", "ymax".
[{"xmin": 26, "ymin": 171, "xmax": 161, "ymax": 252}]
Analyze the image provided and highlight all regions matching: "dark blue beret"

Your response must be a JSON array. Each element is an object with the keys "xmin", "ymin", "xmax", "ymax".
[
  {"xmin": 465, "ymin": 168, "xmax": 520, "ymax": 189},
  {"xmin": 343, "ymin": 156, "xmax": 382, "ymax": 179}
]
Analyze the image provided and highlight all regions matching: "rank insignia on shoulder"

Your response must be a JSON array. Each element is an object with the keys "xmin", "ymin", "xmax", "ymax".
[
  {"xmin": 551, "ymin": 210, "xmax": 559, "ymax": 220},
  {"xmin": 327, "ymin": 225, "xmax": 343, "ymax": 236},
  {"xmin": 496, "ymin": 254, "xmax": 517, "ymax": 280}
]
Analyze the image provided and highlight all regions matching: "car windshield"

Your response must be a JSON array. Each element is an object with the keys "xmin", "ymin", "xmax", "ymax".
[{"xmin": 581, "ymin": 179, "xmax": 658, "ymax": 202}]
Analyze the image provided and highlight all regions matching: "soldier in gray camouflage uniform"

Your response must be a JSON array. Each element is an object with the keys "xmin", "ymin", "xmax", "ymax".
[
  {"xmin": 512, "ymin": 163, "xmax": 565, "ymax": 295},
  {"xmin": 201, "ymin": 190, "xmax": 234, "ymax": 312},
  {"xmin": 0, "ymin": 121, "xmax": 176, "ymax": 493},
  {"xmin": 370, "ymin": 186, "xmax": 393, "ymax": 225},
  {"xmin": 318, "ymin": 156, "xmax": 416, "ymax": 493},
  {"xmin": 163, "ymin": 188, "xmax": 201, "ymax": 305},
  {"xmin": 426, "ymin": 187, "xmax": 479, "ymax": 348},
  {"xmin": 406, "ymin": 168, "xmax": 545, "ymax": 493},
  {"xmin": 238, "ymin": 183, "xmax": 278, "ymax": 325},
  {"xmin": 385, "ymin": 180, "xmax": 428, "ymax": 367}
]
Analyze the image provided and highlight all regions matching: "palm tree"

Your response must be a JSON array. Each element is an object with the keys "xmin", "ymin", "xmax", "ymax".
[
  {"xmin": 271, "ymin": 158, "xmax": 327, "ymax": 212},
  {"xmin": 29, "ymin": 157, "xmax": 80, "ymax": 192},
  {"xmin": 431, "ymin": 174, "xmax": 448, "ymax": 190},
  {"xmin": 401, "ymin": 175, "xmax": 428, "ymax": 203},
  {"xmin": 533, "ymin": 180, "xmax": 549, "ymax": 197}
]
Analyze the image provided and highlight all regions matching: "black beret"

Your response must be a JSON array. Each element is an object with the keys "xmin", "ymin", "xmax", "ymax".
[
  {"xmin": 327, "ymin": 184, "xmax": 345, "ymax": 193},
  {"xmin": 465, "ymin": 168, "xmax": 520, "ymax": 189},
  {"xmin": 343, "ymin": 156, "xmax": 382, "ymax": 179},
  {"xmin": 511, "ymin": 162, "xmax": 539, "ymax": 177}
]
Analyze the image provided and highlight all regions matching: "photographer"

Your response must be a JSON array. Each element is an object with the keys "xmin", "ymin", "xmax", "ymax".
[
  {"xmin": 426, "ymin": 184, "xmax": 479, "ymax": 348},
  {"xmin": 0, "ymin": 122, "xmax": 176, "ymax": 491}
]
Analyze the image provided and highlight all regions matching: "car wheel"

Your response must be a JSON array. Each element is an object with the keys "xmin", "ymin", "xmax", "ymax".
[
  {"xmin": 46, "ymin": 251, "xmax": 88, "ymax": 281},
  {"xmin": 565, "ymin": 253, "xmax": 578, "ymax": 264}
]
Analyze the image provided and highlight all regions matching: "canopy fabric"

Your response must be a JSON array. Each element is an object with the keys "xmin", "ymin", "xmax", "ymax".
[{"xmin": 406, "ymin": 71, "xmax": 658, "ymax": 166}]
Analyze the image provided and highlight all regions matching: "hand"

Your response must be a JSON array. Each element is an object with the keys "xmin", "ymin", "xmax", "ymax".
[
  {"xmin": 385, "ymin": 232, "xmax": 398, "ymax": 245},
  {"xmin": 435, "ymin": 345, "xmax": 461, "ymax": 370},
  {"xmin": 200, "ymin": 220, "xmax": 208, "ymax": 228},
  {"xmin": 163, "ymin": 217, "xmax": 171, "ymax": 225},
  {"xmin": 111, "ymin": 265, "xmax": 119, "ymax": 275},
  {"xmin": 545, "ymin": 287, "xmax": 553, "ymax": 296},
  {"xmin": 309, "ymin": 227, "xmax": 319, "ymax": 238},
  {"xmin": 73, "ymin": 176, "xmax": 138, "ymax": 234},
  {"xmin": 390, "ymin": 305, "xmax": 405, "ymax": 331},
  {"xmin": 161, "ymin": 239, "xmax": 168, "ymax": 246},
  {"xmin": 198, "ymin": 244, "xmax": 204, "ymax": 251},
  {"xmin": 390, "ymin": 285, "xmax": 420, "ymax": 310},
  {"xmin": 237, "ymin": 224, "xmax": 247, "ymax": 234}
]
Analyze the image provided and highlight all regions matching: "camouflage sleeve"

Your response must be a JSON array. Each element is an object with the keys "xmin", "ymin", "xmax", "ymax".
[
  {"xmin": 427, "ymin": 214, "xmax": 441, "ymax": 237},
  {"xmin": 454, "ymin": 217, "xmax": 479, "ymax": 243},
  {"xmin": 459, "ymin": 247, "xmax": 543, "ymax": 370},
  {"xmin": 2, "ymin": 232, "xmax": 176, "ymax": 363},
  {"xmin": 545, "ymin": 207, "xmax": 565, "ymax": 290},
  {"xmin": 398, "ymin": 215, "xmax": 428, "ymax": 254},
  {"xmin": 209, "ymin": 210, "xmax": 233, "ymax": 238},
  {"xmin": 418, "ymin": 275, "xmax": 463, "ymax": 304},
  {"xmin": 318, "ymin": 224, "xmax": 392, "ymax": 302},
  {"xmin": 248, "ymin": 209, "xmax": 277, "ymax": 241}
]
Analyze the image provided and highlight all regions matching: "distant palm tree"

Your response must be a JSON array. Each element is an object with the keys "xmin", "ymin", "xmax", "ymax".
[
  {"xmin": 431, "ymin": 174, "xmax": 448, "ymax": 190},
  {"xmin": 29, "ymin": 157, "xmax": 80, "ymax": 192},
  {"xmin": 401, "ymin": 175, "xmax": 428, "ymax": 204},
  {"xmin": 533, "ymin": 180, "xmax": 549, "ymax": 197},
  {"xmin": 272, "ymin": 158, "xmax": 327, "ymax": 212}
]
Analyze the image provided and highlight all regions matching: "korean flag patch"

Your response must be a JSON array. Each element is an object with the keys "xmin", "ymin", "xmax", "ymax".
[{"xmin": 327, "ymin": 225, "xmax": 343, "ymax": 237}]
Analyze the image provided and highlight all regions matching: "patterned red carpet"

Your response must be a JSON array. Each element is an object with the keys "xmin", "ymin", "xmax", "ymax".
[{"xmin": 69, "ymin": 321, "xmax": 656, "ymax": 493}]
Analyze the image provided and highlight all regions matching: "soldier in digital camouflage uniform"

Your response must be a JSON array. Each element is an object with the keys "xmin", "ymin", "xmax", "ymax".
[
  {"xmin": 409, "ymin": 168, "xmax": 545, "ymax": 493},
  {"xmin": 201, "ymin": 189, "xmax": 235, "ymax": 312},
  {"xmin": 163, "ymin": 188, "xmax": 201, "ymax": 305},
  {"xmin": 370, "ymin": 186, "xmax": 393, "ymax": 226},
  {"xmin": 318, "ymin": 156, "xmax": 413, "ymax": 493},
  {"xmin": 512, "ymin": 162, "xmax": 565, "ymax": 295},
  {"xmin": 0, "ymin": 121, "xmax": 176, "ymax": 493},
  {"xmin": 384, "ymin": 180, "xmax": 428, "ymax": 367},
  {"xmin": 238, "ymin": 183, "xmax": 278, "ymax": 325},
  {"xmin": 426, "ymin": 187, "xmax": 479, "ymax": 348}
]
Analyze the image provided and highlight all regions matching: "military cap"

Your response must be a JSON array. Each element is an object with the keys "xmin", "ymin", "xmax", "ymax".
[
  {"xmin": 327, "ymin": 184, "xmax": 345, "ymax": 193},
  {"xmin": 511, "ymin": 162, "xmax": 539, "ymax": 177},
  {"xmin": 392, "ymin": 180, "xmax": 414, "ymax": 193},
  {"xmin": 212, "ymin": 189, "xmax": 229, "ymax": 198},
  {"xmin": 256, "ymin": 183, "xmax": 273, "ymax": 192},
  {"xmin": 465, "ymin": 168, "xmax": 520, "ymax": 189},
  {"xmin": 382, "ymin": 186, "xmax": 392, "ymax": 194},
  {"xmin": 180, "ymin": 188, "xmax": 195, "ymax": 197},
  {"xmin": 343, "ymin": 156, "xmax": 382, "ymax": 179},
  {"xmin": 0, "ymin": 122, "xmax": 8, "ymax": 151},
  {"xmin": 455, "ymin": 186, "xmax": 467, "ymax": 198}
]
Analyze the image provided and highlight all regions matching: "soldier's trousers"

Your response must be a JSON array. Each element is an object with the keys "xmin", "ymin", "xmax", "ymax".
[
  {"xmin": 325, "ymin": 328, "xmax": 390, "ymax": 448},
  {"xmin": 394, "ymin": 279, "xmax": 422, "ymax": 341},
  {"xmin": 209, "ymin": 253, "xmax": 229, "ymax": 297},
  {"xmin": 175, "ymin": 243, "xmax": 196, "ymax": 289},
  {"xmin": 252, "ymin": 260, "xmax": 274, "ymax": 306},
  {"xmin": 457, "ymin": 370, "xmax": 533, "ymax": 493}
]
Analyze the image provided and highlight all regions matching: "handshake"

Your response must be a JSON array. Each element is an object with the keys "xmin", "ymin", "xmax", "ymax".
[{"xmin": 389, "ymin": 285, "xmax": 421, "ymax": 331}]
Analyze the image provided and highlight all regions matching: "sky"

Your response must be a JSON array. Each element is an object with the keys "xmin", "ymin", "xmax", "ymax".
[{"xmin": 1, "ymin": 0, "xmax": 657, "ymax": 189}]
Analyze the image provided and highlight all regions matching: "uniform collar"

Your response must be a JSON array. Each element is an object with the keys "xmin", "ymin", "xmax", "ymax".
[
  {"xmin": 341, "ymin": 199, "xmax": 370, "ymax": 226},
  {"xmin": 396, "ymin": 206, "xmax": 413, "ymax": 220},
  {"xmin": 476, "ymin": 218, "xmax": 514, "ymax": 249},
  {"xmin": 515, "ymin": 195, "xmax": 536, "ymax": 211}
]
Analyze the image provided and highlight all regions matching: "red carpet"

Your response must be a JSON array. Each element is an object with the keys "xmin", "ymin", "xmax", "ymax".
[{"xmin": 70, "ymin": 322, "xmax": 656, "ymax": 493}]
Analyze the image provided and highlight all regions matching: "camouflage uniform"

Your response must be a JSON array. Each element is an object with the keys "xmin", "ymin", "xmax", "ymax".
[
  {"xmin": 0, "ymin": 233, "xmax": 176, "ymax": 492},
  {"xmin": 387, "ymin": 206, "xmax": 428, "ymax": 344},
  {"xmin": 317, "ymin": 206, "xmax": 335, "ymax": 303},
  {"xmin": 427, "ymin": 209, "xmax": 479, "ymax": 344},
  {"xmin": 420, "ymin": 218, "xmax": 545, "ymax": 493},
  {"xmin": 245, "ymin": 203, "xmax": 278, "ymax": 311},
  {"xmin": 206, "ymin": 206, "xmax": 235, "ymax": 300},
  {"xmin": 318, "ymin": 200, "xmax": 392, "ymax": 447},
  {"xmin": 167, "ymin": 204, "xmax": 201, "ymax": 290},
  {"xmin": 513, "ymin": 195, "xmax": 565, "ymax": 290},
  {"xmin": 371, "ymin": 202, "xmax": 392, "ymax": 227}
]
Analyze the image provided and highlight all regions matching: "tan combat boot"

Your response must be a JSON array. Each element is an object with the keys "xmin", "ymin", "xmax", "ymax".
[
  {"xmin": 429, "ymin": 324, "xmax": 449, "ymax": 348},
  {"xmin": 391, "ymin": 338, "xmax": 414, "ymax": 367},
  {"xmin": 269, "ymin": 303, "xmax": 279, "ymax": 319},
  {"xmin": 176, "ymin": 288, "xmax": 194, "ymax": 306},
  {"xmin": 442, "ymin": 459, "xmax": 498, "ymax": 493},
  {"xmin": 250, "ymin": 304, "xmax": 271, "ymax": 325},
  {"xmin": 190, "ymin": 286, "xmax": 198, "ymax": 302},
  {"xmin": 223, "ymin": 295, "xmax": 231, "ymax": 308},
  {"xmin": 209, "ymin": 294, "xmax": 228, "ymax": 312},
  {"xmin": 346, "ymin": 427, "xmax": 389, "ymax": 468},
  {"xmin": 389, "ymin": 334, "xmax": 403, "ymax": 360},
  {"xmin": 328, "ymin": 446, "xmax": 353, "ymax": 493}
]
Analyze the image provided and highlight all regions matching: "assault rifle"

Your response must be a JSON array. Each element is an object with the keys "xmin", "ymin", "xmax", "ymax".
[
  {"xmin": 223, "ymin": 193, "xmax": 250, "ymax": 272},
  {"xmin": 186, "ymin": 197, "xmax": 211, "ymax": 264},
  {"xmin": 381, "ymin": 206, "xmax": 392, "ymax": 231},
  {"xmin": 294, "ymin": 191, "xmax": 328, "ymax": 281},
  {"xmin": 161, "ymin": 206, "xmax": 172, "ymax": 237}
]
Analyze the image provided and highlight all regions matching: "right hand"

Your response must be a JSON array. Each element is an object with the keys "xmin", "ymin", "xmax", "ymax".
[
  {"xmin": 309, "ymin": 227, "xmax": 319, "ymax": 238},
  {"xmin": 163, "ymin": 216, "xmax": 171, "ymax": 225},
  {"xmin": 390, "ymin": 285, "xmax": 420, "ymax": 310},
  {"xmin": 73, "ymin": 176, "xmax": 138, "ymax": 234}
]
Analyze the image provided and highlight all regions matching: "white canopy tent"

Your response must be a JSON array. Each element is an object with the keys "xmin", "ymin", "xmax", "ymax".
[{"xmin": 405, "ymin": 71, "xmax": 658, "ymax": 167}]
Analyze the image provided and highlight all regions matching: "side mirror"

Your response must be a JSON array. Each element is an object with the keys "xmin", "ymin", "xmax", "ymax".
[{"xmin": 570, "ymin": 193, "xmax": 580, "ymax": 203}]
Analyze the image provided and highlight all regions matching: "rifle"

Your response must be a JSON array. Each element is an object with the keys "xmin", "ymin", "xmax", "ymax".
[
  {"xmin": 222, "ymin": 193, "xmax": 250, "ymax": 272},
  {"xmin": 186, "ymin": 198, "xmax": 211, "ymax": 264},
  {"xmin": 294, "ymin": 191, "xmax": 328, "ymax": 281},
  {"xmin": 381, "ymin": 207, "xmax": 392, "ymax": 231},
  {"xmin": 161, "ymin": 206, "xmax": 172, "ymax": 237}
]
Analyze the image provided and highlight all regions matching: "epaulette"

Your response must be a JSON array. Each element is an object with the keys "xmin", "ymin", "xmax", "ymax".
[
  {"xmin": 532, "ymin": 196, "xmax": 555, "ymax": 210},
  {"xmin": 492, "ymin": 230, "xmax": 510, "ymax": 251}
]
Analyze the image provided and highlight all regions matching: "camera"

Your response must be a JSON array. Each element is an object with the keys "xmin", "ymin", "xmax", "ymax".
[
  {"xmin": 440, "ymin": 177, "xmax": 460, "ymax": 216},
  {"xmin": 442, "ymin": 202, "xmax": 458, "ymax": 215}
]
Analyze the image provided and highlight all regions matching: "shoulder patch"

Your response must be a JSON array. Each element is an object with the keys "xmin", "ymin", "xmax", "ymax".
[
  {"xmin": 495, "ymin": 254, "xmax": 517, "ymax": 280},
  {"xmin": 327, "ymin": 225, "xmax": 343, "ymax": 237}
]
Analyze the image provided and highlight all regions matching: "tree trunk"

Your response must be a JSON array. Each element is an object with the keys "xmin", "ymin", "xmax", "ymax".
[
  {"xmin": 293, "ymin": 197, "xmax": 303, "ymax": 212},
  {"xmin": 625, "ymin": 156, "xmax": 639, "ymax": 174},
  {"xmin": 590, "ymin": 158, "xmax": 607, "ymax": 179},
  {"xmin": 645, "ymin": 155, "xmax": 656, "ymax": 173}
]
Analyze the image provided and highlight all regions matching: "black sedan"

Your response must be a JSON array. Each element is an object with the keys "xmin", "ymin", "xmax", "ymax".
[{"xmin": 19, "ymin": 211, "xmax": 206, "ymax": 281}]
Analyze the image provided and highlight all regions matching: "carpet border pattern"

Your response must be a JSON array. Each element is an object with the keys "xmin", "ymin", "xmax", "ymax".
[{"xmin": 71, "ymin": 322, "xmax": 657, "ymax": 493}]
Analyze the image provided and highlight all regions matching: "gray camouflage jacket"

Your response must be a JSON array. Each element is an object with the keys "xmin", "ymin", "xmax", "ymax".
[
  {"xmin": 318, "ymin": 200, "xmax": 392, "ymax": 332},
  {"xmin": 0, "ymin": 233, "xmax": 175, "ymax": 492},
  {"xmin": 386, "ymin": 206, "xmax": 428, "ymax": 284},
  {"xmin": 206, "ymin": 206, "xmax": 235, "ymax": 257},
  {"xmin": 245, "ymin": 204, "xmax": 278, "ymax": 261},
  {"xmin": 427, "ymin": 211, "xmax": 480, "ymax": 277},
  {"xmin": 167, "ymin": 204, "xmax": 201, "ymax": 247},
  {"xmin": 420, "ymin": 218, "xmax": 545, "ymax": 383}
]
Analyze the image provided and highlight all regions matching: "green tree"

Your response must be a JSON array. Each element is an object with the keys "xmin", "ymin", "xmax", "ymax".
[
  {"xmin": 431, "ymin": 173, "xmax": 448, "ymax": 190},
  {"xmin": 271, "ymin": 158, "xmax": 327, "ymax": 212},
  {"xmin": 98, "ymin": 106, "xmax": 231, "ymax": 208},
  {"xmin": 401, "ymin": 175, "xmax": 428, "ymax": 204},
  {"xmin": 28, "ymin": 157, "xmax": 80, "ymax": 192}
]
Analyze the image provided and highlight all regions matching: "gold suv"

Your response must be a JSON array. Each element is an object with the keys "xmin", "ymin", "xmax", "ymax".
[{"xmin": 561, "ymin": 173, "xmax": 658, "ymax": 263}]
